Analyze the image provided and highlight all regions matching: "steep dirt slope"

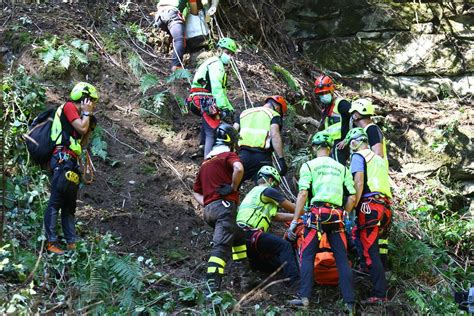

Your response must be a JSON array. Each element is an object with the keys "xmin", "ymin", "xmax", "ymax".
[{"xmin": 1, "ymin": 1, "xmax": 471, "ymax": 314}]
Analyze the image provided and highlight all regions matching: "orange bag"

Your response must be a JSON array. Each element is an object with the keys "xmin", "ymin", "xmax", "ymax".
[{"xmin": 314, "ymin": 233, "xmax": 340, "ymax": 285}]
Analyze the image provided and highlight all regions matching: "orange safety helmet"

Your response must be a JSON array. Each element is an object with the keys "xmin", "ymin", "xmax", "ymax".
[
  {"xmin": 265, "ymin": 95, "xmax": 288, "ymax": 115},
  {"xmin": 314, "ymin": 75, "xmax": 335, "ymax": 95}
]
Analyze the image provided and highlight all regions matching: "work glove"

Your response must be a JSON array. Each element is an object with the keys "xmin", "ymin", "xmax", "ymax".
[
  {"xmin": 216, "ymin": 184, "xmax": 234, "ymax": 196},
  {"xmin": 286, "ymin": 220, "xmax": 298, "ymax": 242},
  {"xmin": 277, "ymin": 157, "xmax": 288, "ymax": 176}
]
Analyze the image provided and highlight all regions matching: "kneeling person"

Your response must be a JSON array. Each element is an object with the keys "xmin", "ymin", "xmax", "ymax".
[{"xmin": 236, "ymin": 166, "xmax": 300, "ymax": 286}]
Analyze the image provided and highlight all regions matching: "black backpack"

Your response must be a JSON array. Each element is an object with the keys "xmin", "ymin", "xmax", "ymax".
[{"xmin": 24, "ymin": 107, "xmax": 59, "ymax": 165}]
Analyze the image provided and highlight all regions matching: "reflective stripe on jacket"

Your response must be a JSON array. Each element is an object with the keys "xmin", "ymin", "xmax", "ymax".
[{"xmin": 238, "ymin": 107, "xmax": 280, "ymax": 149}]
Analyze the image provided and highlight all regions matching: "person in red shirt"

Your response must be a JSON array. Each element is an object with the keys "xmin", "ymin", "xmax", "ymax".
[
  {"xmin": 193, "ymin": 122, "xmax": 250, "ymax": 294},
  {"xmin": 45, "ymin": 82, "xmax": 98, "ymax": 255}
]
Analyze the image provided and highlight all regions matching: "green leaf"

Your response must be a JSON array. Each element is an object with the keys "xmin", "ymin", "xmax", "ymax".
[
  {"xmin": 57, "ymin": 47, "xmax": 71, "ymax": 69},
  {"xmin": 71, "ymin": 48, "xmax": 88, "ymax": 64},
  {"xmin": 40, "ymin": 48, "xmax": 56, "ymax": 65},
  {"xmin": 70, "ymin": 39, "xmax": 83, "ymax": 49},
  {"xmin": 166, "ymin": 68, "xmax": 191, "ymax": 84},
  {"xmin": 271, "ymin": 64, "xmax": 301, "ymax": 92},
  {"xmin": 140, "ymin": 74, "xmax": 159, "ymax": 94}
]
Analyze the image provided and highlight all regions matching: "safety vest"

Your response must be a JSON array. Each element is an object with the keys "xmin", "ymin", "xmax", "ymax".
[
  {"xmin": 323, "ymin": 97, "xmax": 345, "ymax": 141},
  {"xmin": 50, "ymin": 104, "xmax": 82, "ymax": 156},
  {"xmin": 236, "ymin": 186, "xmax": 278, "ymax": 232},
  {"xmin": 357, "ymin": 148, "xmax": 392, "ymax": 198},
  {"xmin": 238, "ymin": 107, "xmax": 280, "ymax": 149},
  {"xmin": 299, "ymin": 156, "xmax": 355, "ymax": 207},
  {"xmin": 364, "ymin": 123, "xmax": 389, "ymax": 168},
  {"xmin": 157, "ymin": 0, "xmax": 187, "ymax": 11}
]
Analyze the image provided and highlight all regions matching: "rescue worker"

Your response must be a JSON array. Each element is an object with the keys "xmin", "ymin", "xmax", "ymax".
[
  {"xmin": 155, "ymin": 0, "xmax": 199, "ymax": 72},
  {"xmin": 45, "ymin": 82, "xmax": 99, "ymax": 254},
  {"xmin": 349, "ymin": 98, "xmax": 388, "ymax": 164},
  {"xmin": 346, "ymin": 128, "xmax": 392, "ymax": 304},
  {"xmin": 233, "ymin": 96, "xmax": 288, "ymax": 182},
  {"xmin": 187, "ymin": 38, "xmax": 237, "ymax": 158},
  {"xmin": 192, "ymin": 123, "xmax": 249, "ymax": 293},
  {"xmin": 236, "ymin": 165, "xmax": 299, "ymax": 287},
  {"xmin": 287, "ymin": 131, "xmax": 356, "ymax": 313},
  {"xmin": 313, "ymin": 75, "xmax": 352, "ymax": 165}
]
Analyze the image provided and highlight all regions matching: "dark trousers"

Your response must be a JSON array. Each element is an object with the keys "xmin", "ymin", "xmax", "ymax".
[
  {"xmin": 202, "ymin": 117, "xmax": 217, "ymax": 157},
  {"xmin": 299, "ymin": 228, "xmax": 354, "ymax": 304},
  {"xmin": 44, "ymin": 153, "xmax": 79, "ymax": 243},
  {"xmin": 156, "ymin": 7, "xmax": 185, "ymax": 68},
  {"xmin": 204, "ymin": 200, "xmax": 247, "ymax": 278},
  {"xmin": 245, "ymin": 230, "xmax": 300, "ymax": 284},
  {"xmin": 239, "ymin": 149, "xmax": 272, "ymax": 183}
]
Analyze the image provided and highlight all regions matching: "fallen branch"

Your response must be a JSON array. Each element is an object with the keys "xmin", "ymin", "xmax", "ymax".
[
  {"xmin": 24, "ymin": 234, "xmax": 45, "ymax": 284},
  {"xmin": 295, "ymin": 115, "xmax": 321, "ymax": 128},
  {"xmin": 231, "ymin": 262, "xmax": 286, "ymax": 313},
  {"xmin": 76, "ymin": 300, "xmax": 104, "ymax": 314},
  {"xmin": 77, "ymin": 25, "xmax": 128, "ymax": 73},
  {"xmin": 158, "ymin": 159, "xmax": 193, "ymax": 194},
  {"xmin": 103, "ymin": 128, "xmax": 145, "ymax": 155}
]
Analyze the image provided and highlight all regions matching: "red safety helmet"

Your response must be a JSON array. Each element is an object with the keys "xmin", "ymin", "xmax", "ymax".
[
  {"xmin": 265, "ymin": 95, "xmax": 287, "ymax": 115},
  {"xmin": 314, "ymin": 75, "xmax": 335, "ymax": 95}
]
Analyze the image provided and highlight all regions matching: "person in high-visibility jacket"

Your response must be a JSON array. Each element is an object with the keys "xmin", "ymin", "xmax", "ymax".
[
  {"xmin": 349, "ymin": 98, "xmax": 388, "ymax": 166},
  {"xmin": 187, "ymin": 38, "xmax": 237, "ymax": 158},
  {"xmin": 234, "ymin": 96, "xmax": 288, "ymax": 182},
  {"xmin": 45, "ymin": 82, "xmax": 99, "ymax": 255},
  {"xmin": 287, "ymin": 131, "xmax": 356, "ymax": 313},
  {"xmin": 346, "ymin": 127, "xmax": 392, "ymax": 304},
  {"xmin": 236, "ymin": 166, "xmax": 300, "ymax": 288},
  {"xmin": 313, "ymin": 75, "xmax": 352, "ymax": 165}
]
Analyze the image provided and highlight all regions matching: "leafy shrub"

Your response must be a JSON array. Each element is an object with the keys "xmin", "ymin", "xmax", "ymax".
[{"xmin": 36, "ymin": 36, "xmax": 89, "ymax": 73}]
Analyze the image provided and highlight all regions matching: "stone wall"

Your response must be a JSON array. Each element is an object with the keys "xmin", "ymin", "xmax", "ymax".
[{"xmin": 283, "ymin": 0, "xmax": 473, "ymax": 100}]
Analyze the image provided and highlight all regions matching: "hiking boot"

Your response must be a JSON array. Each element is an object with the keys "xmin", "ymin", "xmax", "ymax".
[
  {"xmin": 67, "ymin": 243, "xmax": 76, "ymax": 251},
  {"xmin": 364, "ymin": 297, "xmax": 388, "ymax": 304},
  {"xmin": 47, "ymin": 242, "xmax": 65, "ymax": 255},
  {"xmin": 287, "ymin": 297, "xmax": 309, "ymax": 307}
]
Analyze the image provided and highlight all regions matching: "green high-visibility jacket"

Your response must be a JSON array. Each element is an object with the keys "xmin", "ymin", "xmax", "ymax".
[
  {"xmin": 191, "ymin": 56, "xmax": 233, "ymax": 111},
  {"xmin": 50, "ymin": 105, "xmax": 82, "ymax": 156},
  {"xmin": 298, "ymin": 156, "xmax": 356, "ymax": 207},
  {"xmin": 364, "ymin": 123, "xmax": 389, "ymax": 168},
  {"xmin": 238, "ymin": 107, "xmax": 280, "ymax": 149},
  {"xmin": 354, "ymin": 148, "xmax": 392, "ymax": 198},
  {"xmin": 236, "ymin": 186, "xmax": 278, "ymax": 232},
  {"xmin": 323, "ymin": 97, "xmax": 345, "ymax": 141}
]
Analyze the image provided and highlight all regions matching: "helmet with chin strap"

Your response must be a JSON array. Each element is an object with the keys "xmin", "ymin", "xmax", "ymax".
[
  {"xmin": 349, "ymin": 98, "xmax": 375, "ymax": 116},
  {"xmin": 314, "ymin": 75, "xmax": 335, "ymax": 95}
]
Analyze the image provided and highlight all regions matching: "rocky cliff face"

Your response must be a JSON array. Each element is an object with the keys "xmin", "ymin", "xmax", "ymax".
[{"xmin": 283, "ymin": 0, "xmax": 473, "ymax": 100}]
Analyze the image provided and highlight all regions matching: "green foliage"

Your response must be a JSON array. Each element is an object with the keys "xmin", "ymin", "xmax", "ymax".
[
  {"xmin": 166, "ymin": 68, "xmax": 192, "ymax": 84},
  {"xmin": 36, "ymin": 36, "xmax": 89, "ymax": 72},
  {"xmin": 128, "ymin": 23, "xmax": 148, "ymax": 45},
  {"xmin": 140, "ymin": 73, "xmax": 159, "ymax": 94},
  {"xmin": 89, "ymin": 126, "xmax": 108, "ymax": 160},
  {"xmin": 271, "ymin": 64, "xmax": 301, "ymax": 92},
  {"xmin": 139, "ymin": 91, "xmax": 167, "ymax": 117},
  {"xmin": 127, "ymin": 52, "xmax": 145, "ymax": 78}
]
